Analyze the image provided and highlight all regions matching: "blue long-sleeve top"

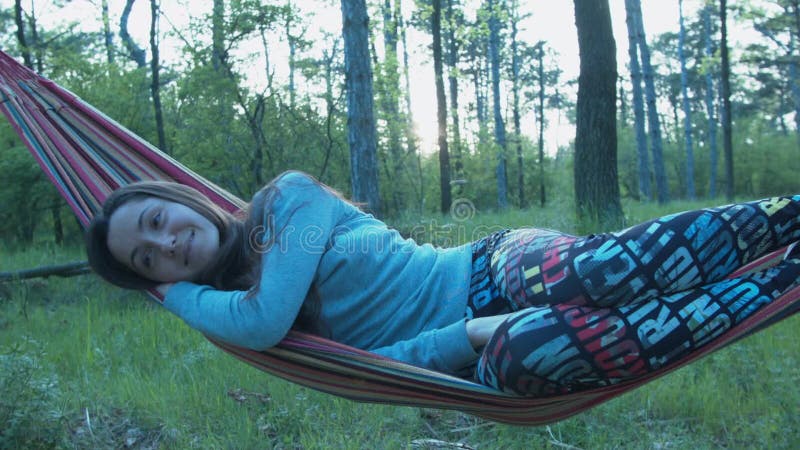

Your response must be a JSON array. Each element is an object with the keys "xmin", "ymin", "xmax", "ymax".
[{"xmin": 162, "ymin": 171, "xmax": 478, "ymax": 374}]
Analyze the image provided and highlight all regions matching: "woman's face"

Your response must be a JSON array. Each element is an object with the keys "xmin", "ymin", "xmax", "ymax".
[{"xmin": 106, "ymin": 197, "xmax": 220, "ymax": 283}]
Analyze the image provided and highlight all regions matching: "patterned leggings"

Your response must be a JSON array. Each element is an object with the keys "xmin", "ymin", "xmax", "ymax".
[{"xmin": 466, "ymin": 196, "xmax": 800, "ymax": 396}]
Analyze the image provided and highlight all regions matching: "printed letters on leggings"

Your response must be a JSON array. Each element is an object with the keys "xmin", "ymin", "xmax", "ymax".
[{"xmin": 466, "ymin": 197, "xmax": 800, "ymax": 395}]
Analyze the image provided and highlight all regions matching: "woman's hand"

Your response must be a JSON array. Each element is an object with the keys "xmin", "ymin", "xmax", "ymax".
[{"xmin": 466, "ymin": 312, "xmax": 515, "ymax": 350}]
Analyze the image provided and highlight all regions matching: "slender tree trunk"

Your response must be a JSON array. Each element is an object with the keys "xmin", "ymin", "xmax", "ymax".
[
  {"xmin": 703, "ymin": 5, "xmax": 718, "ymax": 198},
  {"xmin": 150, "ymin": 0, "xmax": 167, "ymax": 153},
  {"xmin": 212, "ymin": 0, "xmax": 225, "ymax": 72},
  {"xmin": 102, "ymin": 0, "xmax": 115, "ymax": 63},
  {"xmin": 719, "ymin": 0, "xmax": 734, "ymax": 201},
  {"xmin": 669, "ymin": 95, "xmax": 680, "ymax": 142},
  {"xmin": 446, "ymin": 0, "xmax": 463, "ymax": 184},
  {"xmin": 398, "ymin": 2, "xmax": 424, "ymax": 210},
  {"xmin": 14, "ymin": 0, "xmax": 32, "ymax": 68},
  {"xmin": 120, "ymin": 0, "xmax": 146, "ymax": 68},
  {"xmin": 468, "ymin": 33, "xmax": 488, "ymax": 133},
  {"xmin": 382, "ymin": 0, "xmax": 404, "ymax": 211},
  {"xmin": 573, "ymin": 0, "xmax": 623, "ymax": 229},
  {"xmin": 790, "ymin": 45, "xmax": 800, "ymax": 150},
  {"xmin": 511, "ymin": 10, "xmax": 524, "ymax": 208},
  {"xmin": 679, "ymin": 0, "xmax": 695, "ymax": 199},
  {"xmin": 341, "ymin": 0, "xmax": 382, "ymax": 215},
  {"xmin": 51, "ymin": 199, "xmax": 63, "ymax": 246},
  {"xmin": 488, "ymin": 0, "xmax": 508, "ymax": 209},
  {"xmin": 482, "ymin": 41, "xmax": 491, "ymax": 132},
  {"xmin": 619, "ymin": 78, "xmax": 627, "ymax": 124},
  {"xmin": 792, "ymin": 0, "xmax": 800, "ymax": 148},
  {"xmin": 471, "ymin": 52, "xmax": 486, "ymax": 129},
  {"xmin": 249, "ymin": 95, "xmax": 266, "ymax": 188},
  {"xmin": 28, "ymin": 2, "xmax": 43, "ymax": 73},
  {"xmin": 537, "ymin": 44, "xmax": 546, "ymax": 207},
  {"xmin": 319, "ymin": 43, "xmax": 339, "ymax": 180},
  {"xmin": 432, "ymin": 0, "xmax": 452, "ymax": 214},
  {"xmin": 287, "ymin": 13, "xmax": 297, "ymax": 108},
  {"xmin": 624, "ymin": 0, "xmax": 650, "ymax": 201},
  {"xmin": 632, "ymin": 0, "xmax": 669, "ymax": 203}
]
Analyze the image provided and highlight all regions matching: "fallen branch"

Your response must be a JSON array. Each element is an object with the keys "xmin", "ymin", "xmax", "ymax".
[
  {"xmin": 0, "ymin": 261, "xmax": 91, "ymax": 282},
  {"xmin": 410, "ymin": 439, "xmax": 474, "ymax": 450}
]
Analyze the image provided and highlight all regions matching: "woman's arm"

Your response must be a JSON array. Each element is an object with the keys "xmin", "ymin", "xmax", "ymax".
[
  {"xmin": 161, "ymin": 172, "xmax": 342, "ymax": 350},
  {"xmin": 369, "ymin": 318, "xmax": 479, "ymax": 373}
]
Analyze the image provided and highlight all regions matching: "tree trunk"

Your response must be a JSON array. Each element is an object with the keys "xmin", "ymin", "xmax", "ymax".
[
  {"xmin": 468, "ymin": 33, "xmax": 488, "ymax": 133},
  {"xmin": 120, "ymin": 0, "xmax": 146, "ymax": 68},
  {"xmin": 382, "ymin": 0, "xmax": 405, "ymax": 212},
  {"xmin": 792, "ymin": 0, "xmax": 800, "ymax": 149},
  {"xmin": 703, "ymin": 5, "xmax": 718, "ymax": 198},
  {"xmin": 341, "ymin": 0, "xmax": 382, "ymax": 215},
  {"xmin": 679, "ymin": 0, "xmax": 695, "ymax": 199},
  {"xmin": 50, "ymin": 198, "xmax": 63, "ymax": 246},
  {"xmin": 511, "ymin": 9, "xmax": 524, "ymax": 208},
  {"xmin": 212, "ymin": 0, "xmax": 225, "ymax": 72},
  {"xmin": 150, "ymin": 0, "xmax": 167, "ymax": 153},
  {"xmin": 249, "ymin": 95, "xmax": 266, "ymax": 188},
  {"xmin": 14, "ymin": 0, "xmax": 33, "ymax": 68},
  {"xmin": 632, "ymin": 0, "xmax": 669, "ymax": 203},
  {"xmin": 719, "ymin": 0, "xmax": 734, "ymax": 201},
  {"xmin": 619, "ymin": 78, "xmax": 627, "ymax": 124},
  {"xmin": 537, "ymin": 44, "xmax": 546, "ymax": 207},
  {"xmin": 446, "ymin": 0, "xmax": 463, "ymax": 186},
  {"xmin": 287, "ymin": 15, "xmax": 297, "ymax": 108},
  {"xmin": 471, "ymin": 52, "xmax": 486, "ymax": 129},
  {"xmin": 102, "ymin": 0, "xmax": 115, "ymax": 63},
  {"xmin": 398, "ymin": 1, "xmax": 424, "ymax": 211},
  {"xmin": 573, "ymin": 0, "xmax": 623, "ymax": 229},
  {"xmin": 624, "ymin": 0, "xmax": 650, "ymax": 201},
  {"xmin": 488, "ymin": 0, "xmax": 508, "ymax": 209},
  {"xmin": 28, "ymin": 2, "xmax": 43, "ymax": 72},
  {"xmin": 432, "ymin": 0, "xmax": 452, "ymax": 214},
  {"xmin": 319, "ymin": 43, "xmax": 339, "ymax": 180},
  {"xmin": 790, "ymin": 43, "xmax": 800, "ymax": 150}
]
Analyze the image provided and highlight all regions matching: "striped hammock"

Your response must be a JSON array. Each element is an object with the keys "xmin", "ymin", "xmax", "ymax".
[{"xmin": 1, "ymin": 50, "xmax": 798, "ymax": 425}]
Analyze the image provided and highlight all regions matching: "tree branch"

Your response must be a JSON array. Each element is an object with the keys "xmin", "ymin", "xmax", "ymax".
[{"xmin": 0, "ymin": 261, "xmax": 91, "ymax": 282}]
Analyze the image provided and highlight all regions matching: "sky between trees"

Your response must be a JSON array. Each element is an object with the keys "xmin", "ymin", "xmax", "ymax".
[{"xmin": 1, "ymin": 0, "xmax": 741, "ymax": 155}]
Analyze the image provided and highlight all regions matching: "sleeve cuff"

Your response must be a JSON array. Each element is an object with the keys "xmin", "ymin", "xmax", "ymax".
[
  {"xmin": 162, "ymin": 281, "xmax": 203, "ymax": 316},
  {"xmin": 433, "ymin": 318, "xmax": 480, "ymax": 373}
]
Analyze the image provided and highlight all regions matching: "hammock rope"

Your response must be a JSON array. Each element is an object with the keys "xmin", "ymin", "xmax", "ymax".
[{"xmin": 1, "ymin": 50, "xmax": 798, "ymax": 425}]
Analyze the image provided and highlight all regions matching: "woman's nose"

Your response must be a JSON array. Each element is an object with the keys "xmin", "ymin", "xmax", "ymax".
[{"xmin": 157, "ymin": 235, "xmax": 177, "ymax": 255}]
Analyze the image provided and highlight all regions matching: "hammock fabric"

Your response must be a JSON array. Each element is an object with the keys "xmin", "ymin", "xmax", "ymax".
[{"xmin": 1, "ymin": 50, "xmax": 799, "ymax": 425}]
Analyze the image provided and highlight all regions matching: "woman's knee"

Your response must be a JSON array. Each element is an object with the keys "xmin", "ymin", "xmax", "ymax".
[{"xmin": 475, "ymin": 307, "xmax": 574, "ymax": 396}]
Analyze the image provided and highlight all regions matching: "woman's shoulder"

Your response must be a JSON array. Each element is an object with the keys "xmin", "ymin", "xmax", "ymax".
[
  {"xmin": 262, "ymin": 170, "xmax": 345, "ymax": 211},
  {"xmin": 272, "ymin": 170, "xmax": 316, "ymax": 189}
]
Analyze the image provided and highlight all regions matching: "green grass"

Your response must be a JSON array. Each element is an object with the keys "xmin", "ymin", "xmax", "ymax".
[{"xmin": 1, "ymin": 199, "xmax": 799, "ymax": 449}]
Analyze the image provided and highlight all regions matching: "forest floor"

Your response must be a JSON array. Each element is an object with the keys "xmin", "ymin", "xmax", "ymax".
[{"xmin": 1, "ymin": 199, "xmax": 798, "ymax": 449}]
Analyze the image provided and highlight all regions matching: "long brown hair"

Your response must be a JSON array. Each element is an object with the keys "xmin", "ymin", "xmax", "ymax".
[{"xmin": 85, "ymin": 171, "xmax": 342, "ymax": 334}]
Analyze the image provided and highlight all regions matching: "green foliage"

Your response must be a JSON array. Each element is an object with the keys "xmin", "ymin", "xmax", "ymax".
[
  {"xmin": 730, "ymin": 117, "xmax": 800, "ymax": 197},
  {"xmin": 0, "ymin": 142, "xmax": 44, "ymax": 246},
  {"xmin": 619, "ymin": 110, "xmax": 800, "ymax": 204},
  {"xmin": 4, "ymin": 0, "xmax": 800, "ymax": 256}
]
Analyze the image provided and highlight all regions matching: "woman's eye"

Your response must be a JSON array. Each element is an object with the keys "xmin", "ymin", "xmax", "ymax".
[
  {"xmin": 152, "ymin": 211, "xmax": 162, "ymax": 228},
  {"xmin": 143, "ymin": 250, "xmax": 153, "ymax": 268}
]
